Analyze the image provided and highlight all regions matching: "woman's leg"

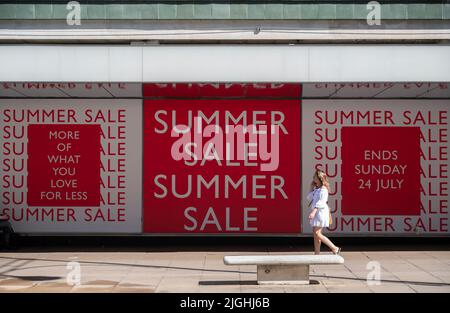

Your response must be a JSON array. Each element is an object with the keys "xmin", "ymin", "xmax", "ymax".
[
  {"xmin": 315, "ymin": 228, "xmax": 338, "ymax": 253},
  {"xmin": 313, "ymin": 227, "xmax": 322, "ymax": 255}
]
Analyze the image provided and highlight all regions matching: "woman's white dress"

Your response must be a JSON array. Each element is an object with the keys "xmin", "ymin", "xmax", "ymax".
[{"xmin": 307, "ymin": 187, "xmax": 330, "ymax": 228}]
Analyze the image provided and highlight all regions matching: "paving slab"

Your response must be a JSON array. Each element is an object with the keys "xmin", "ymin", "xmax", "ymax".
[{"xmin": 1, "ymin": 248, "xmax": 450, "ymax": 293}]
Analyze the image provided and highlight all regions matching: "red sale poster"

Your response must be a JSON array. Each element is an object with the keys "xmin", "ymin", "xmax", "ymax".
[
  {"xmin": 302, "ymin": 100, "xmax": 450, "ymax": 235},
  {"xmin": 0, "ymin": 99, "xmax": 142, "ymax": 233},
  {"xmin": 27, "ymin": 124, "xmax": 101, "ymax": 207},
  {"xmin": 341, "ymin": 126, "xmax": 421, "ymax": 215},
  {"xmin": 143, "ymin": 83, "xmax": 301, "ymax": 234}
]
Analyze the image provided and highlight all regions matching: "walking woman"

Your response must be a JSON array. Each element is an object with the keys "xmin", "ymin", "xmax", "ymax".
[{"xmin": 307, "ymin": 169, "xmax": 341, "ymax": 255}]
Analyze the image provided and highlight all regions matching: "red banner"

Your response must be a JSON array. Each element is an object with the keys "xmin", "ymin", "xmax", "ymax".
[
  {"xmin": 341, "ymin": 126, "xmax": 421, "ymax": 215},
  {"xmin": 143, "ymin": 95, "xmax": 301, "ymax": 233},
  {"xmin": 143, "ymin": 83, "xmax": 301, "ymax": 99},
  {"xmin": 27, "ymin": 124, "xmax": 101, "ymax": 207}
]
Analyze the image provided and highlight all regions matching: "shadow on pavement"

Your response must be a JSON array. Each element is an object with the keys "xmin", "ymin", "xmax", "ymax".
[
  {"xmin": 0, "ymin": 274, "xmax": 61, "ymax": 282},
  {"xmin": 0, "ymin": 255, "xmax": 255, "ymax": 275},
  {"xmin": 199, "ymin": 280, "xmax": 257, "ymax": 286},
  {"xmin": 198, "ymin": 279, "xmax": 321, "ymax": 286},
  {"xmin": 310, "ymin": 274, "xmax": 450, "ymax": 287}
]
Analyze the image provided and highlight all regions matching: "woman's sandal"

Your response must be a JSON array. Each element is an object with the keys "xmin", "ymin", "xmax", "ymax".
[{"xmin": 333, "ymin": 247, "xmax": 341, "ymax": 255}]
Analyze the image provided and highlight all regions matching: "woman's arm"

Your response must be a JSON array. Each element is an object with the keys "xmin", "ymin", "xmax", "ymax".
[{"xmin": 308, "ymin": 208, "xmax": 318, "ymax": 221}]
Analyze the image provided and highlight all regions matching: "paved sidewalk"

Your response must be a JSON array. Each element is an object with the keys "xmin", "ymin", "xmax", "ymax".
[{"xmin": 0, "ymin": 250, "xmax": 449, "ymax": 293}]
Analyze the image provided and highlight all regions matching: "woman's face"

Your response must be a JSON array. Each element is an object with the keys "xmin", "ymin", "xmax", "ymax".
[{"xmin": 313, "ymin": 174, "xmax": 321, "ymax": 186}]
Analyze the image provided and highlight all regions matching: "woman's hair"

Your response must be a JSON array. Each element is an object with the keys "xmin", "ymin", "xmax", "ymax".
[{"xmin": 314, "ymin": 169, "xmax": 330, "ymax": 191}]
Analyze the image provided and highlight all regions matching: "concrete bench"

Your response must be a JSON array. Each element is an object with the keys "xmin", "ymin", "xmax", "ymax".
[{"xmin": 223, "ymin": 254, "xmax": 345, "ymax": 285}]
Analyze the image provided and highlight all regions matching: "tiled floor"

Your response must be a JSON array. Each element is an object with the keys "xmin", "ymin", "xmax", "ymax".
[{"xmin": 0, "ymin": 250, "xmax": 449, "ymax": 293}]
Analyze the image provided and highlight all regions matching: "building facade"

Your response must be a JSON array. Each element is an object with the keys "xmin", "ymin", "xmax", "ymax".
[{"xmin": 0, "ymin": 1, "xmax": 449, "ymax": 236}]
